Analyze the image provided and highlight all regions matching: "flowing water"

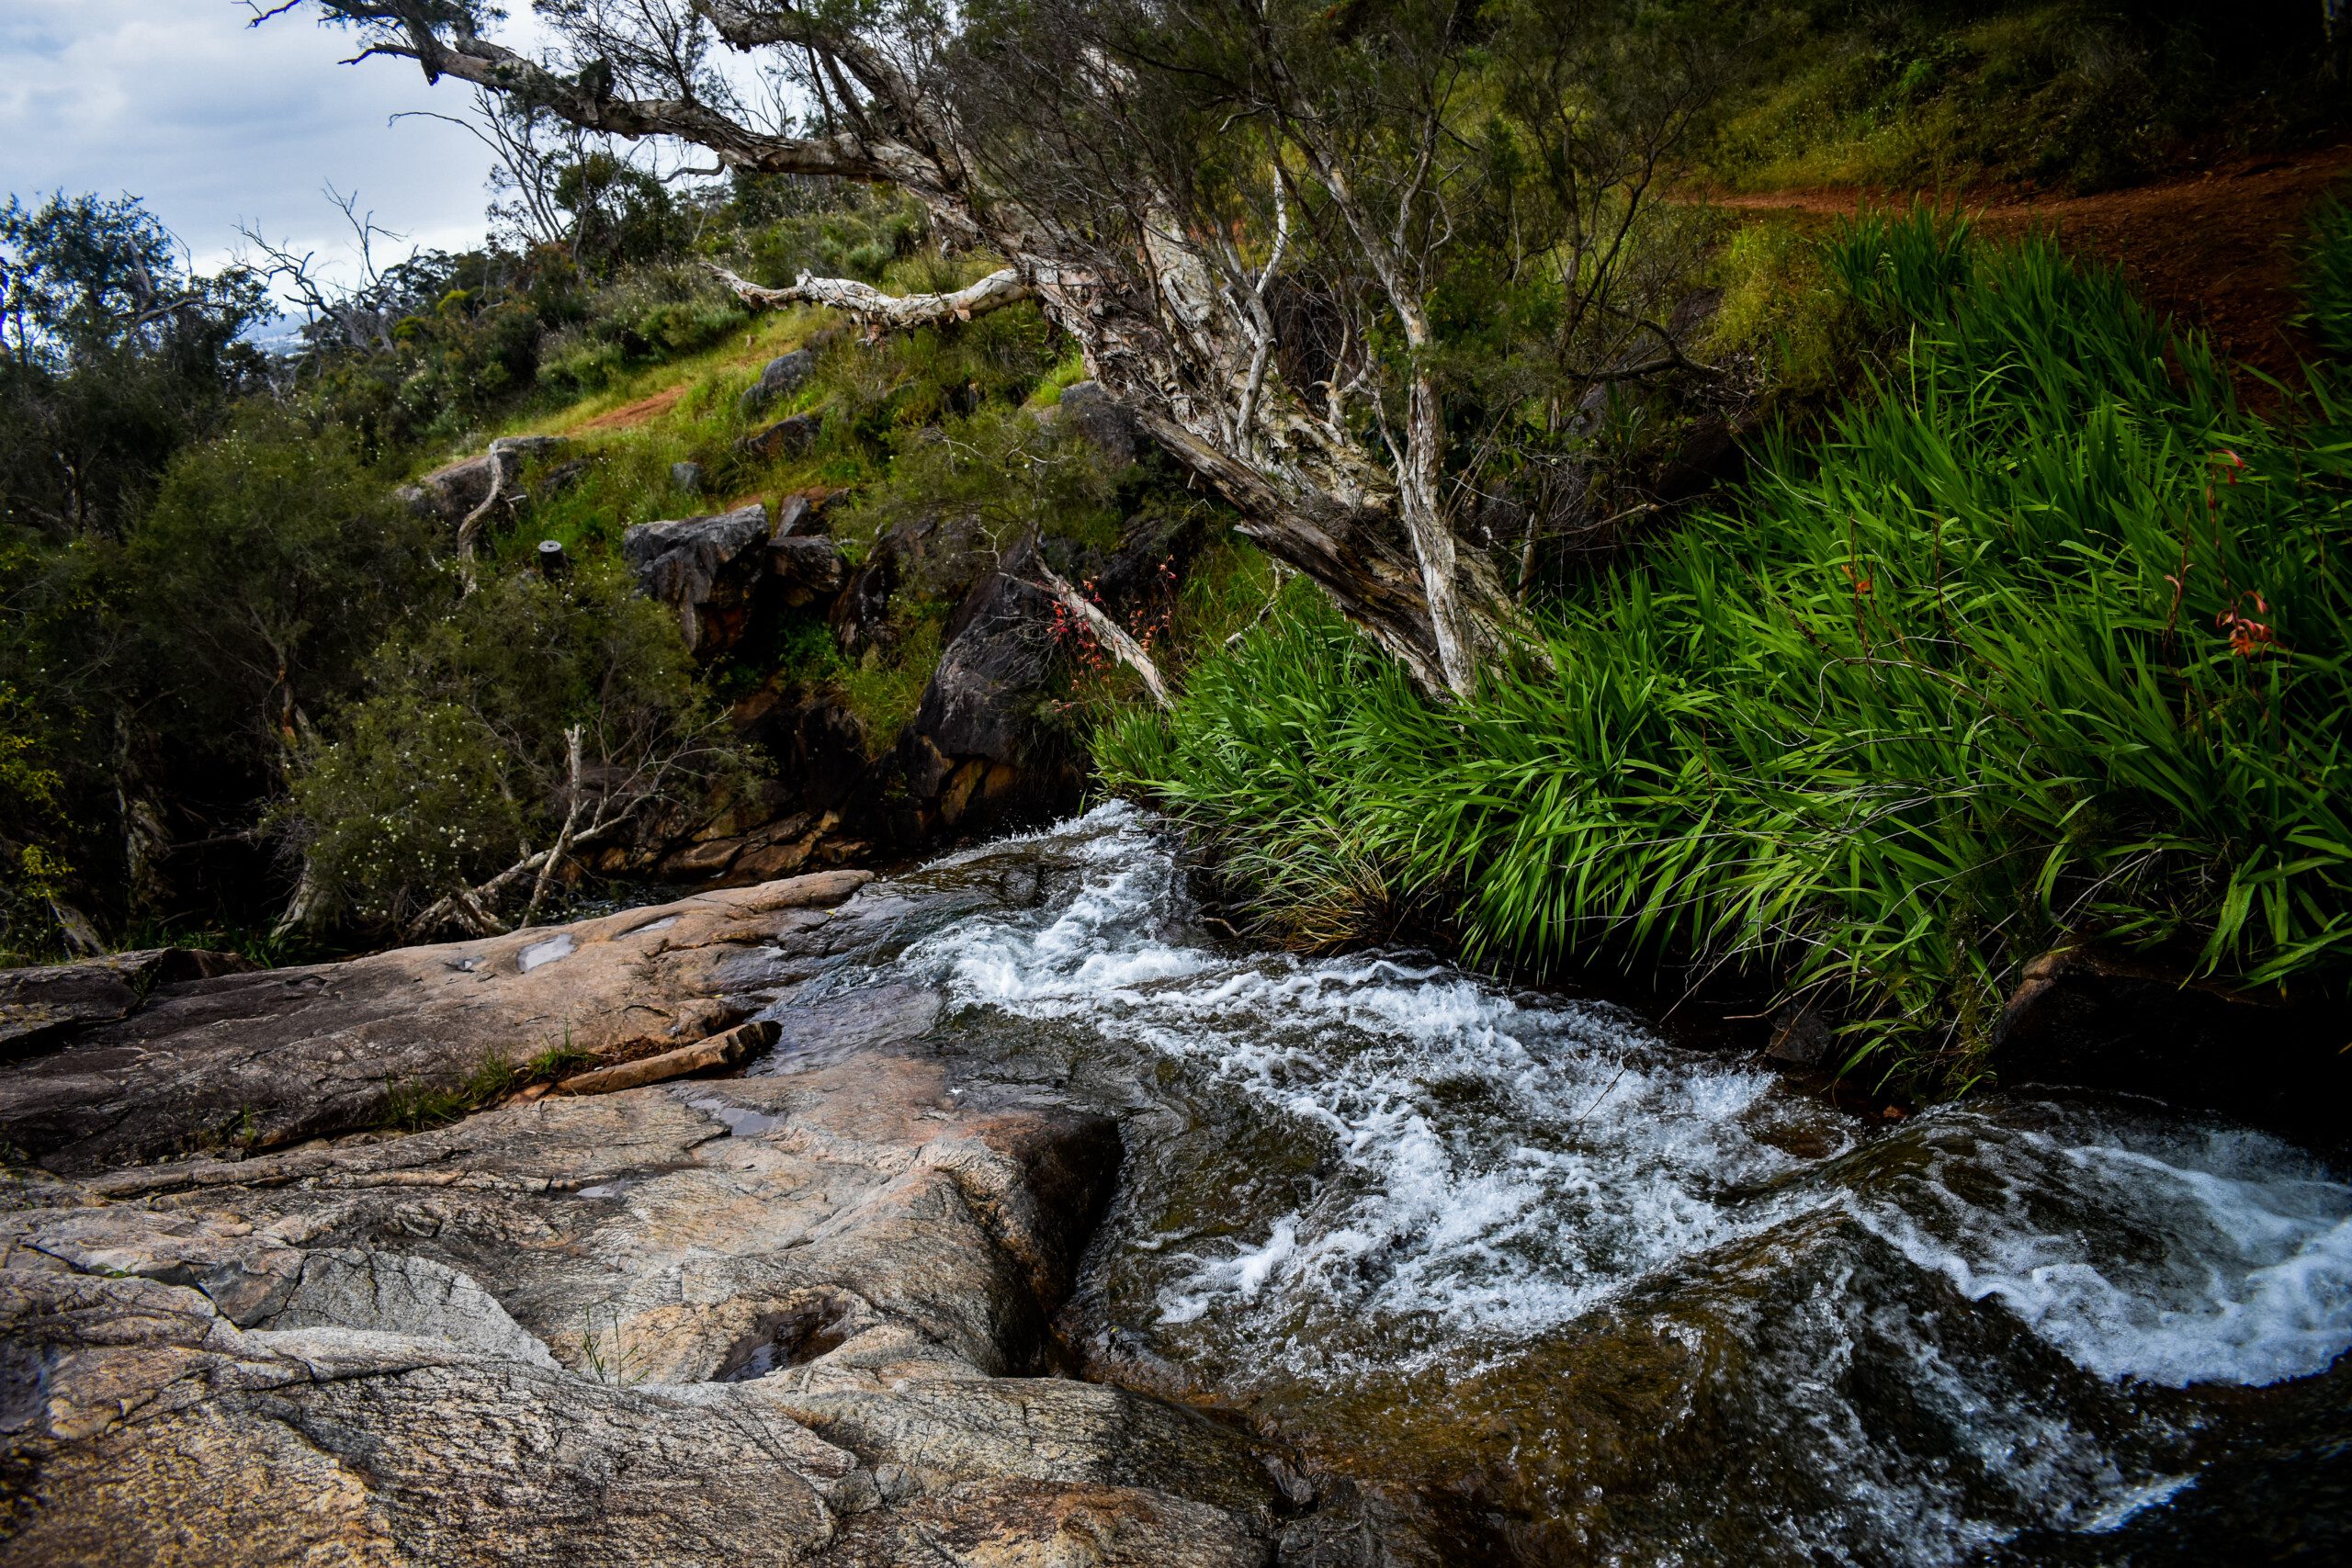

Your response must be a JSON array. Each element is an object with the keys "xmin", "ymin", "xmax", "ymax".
[{"xmin": 752, "ymin": 804, "xmax": 2352, "ymax": 1563}]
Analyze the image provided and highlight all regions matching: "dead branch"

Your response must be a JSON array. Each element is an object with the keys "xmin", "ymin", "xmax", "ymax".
[
  {"xmin": 706, "ymin": 263, "xmax": 1031, "ymax": 331},
  {"xmin": 1030, "ymin": 558, "xmax": 1174, "ymax": 710}
]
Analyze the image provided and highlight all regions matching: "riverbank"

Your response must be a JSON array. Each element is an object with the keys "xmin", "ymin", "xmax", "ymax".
[{"xmin": 1096, "ymin": 208, "xmax": 2352, "ymax": 1112}]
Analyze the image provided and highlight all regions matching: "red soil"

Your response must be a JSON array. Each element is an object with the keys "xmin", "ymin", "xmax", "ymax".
[{"xmin": 570, "ymin": 382, "xmax": 690, "ymax": 434}]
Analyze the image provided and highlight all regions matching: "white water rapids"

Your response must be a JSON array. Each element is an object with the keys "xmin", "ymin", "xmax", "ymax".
[{"xmin": 763, "ymin": 803, "xmax": 2352, "ymax": 1561}]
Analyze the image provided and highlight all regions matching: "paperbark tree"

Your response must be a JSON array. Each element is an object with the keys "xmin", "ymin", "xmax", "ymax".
[{"xmin": 285, "ymin": 0, "xmax": 1736, "ymax": 697}]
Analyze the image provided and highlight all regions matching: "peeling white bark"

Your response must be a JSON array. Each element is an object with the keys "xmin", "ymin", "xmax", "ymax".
[
  {"xmin": 707, "ymin": 264, "xmax": 1031, "ymax": 330},
  {"xmin": 1033, "ymin": 558, "xmax": 1174, "ymax": 710}
]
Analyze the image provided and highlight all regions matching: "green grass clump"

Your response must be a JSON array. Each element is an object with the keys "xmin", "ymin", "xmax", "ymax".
[
  {"xmin": 836, "ymin": 609, "xmax": 946, "ymax": 755},
  {"xmin": 379, "ymin": 1041, "xmax": 593, "ymax": 1132},
  {"xmin": 2303, "ymin": 197, "xmax": 2352, "ymax": 365},
  {"xmin": 1707, "ymin": 219, "xmax": 1852, "ymax": 401},
  {"xmin": 1102, "ymin": 207, "xmax": 2352, "ymax": 1093}
]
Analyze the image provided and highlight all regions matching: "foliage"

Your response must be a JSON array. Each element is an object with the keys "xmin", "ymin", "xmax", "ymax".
[
  {"xmin": 833, "ymin": 401, "xmax": 1126, "ymax": 559},
  {"xmin": 0, "ymin": 677, "xmax": 74, "ymax": 962},
  {"xmin": 1697, "ymin": 0, "xmax": 2344, "ymax": 195},
  {"xmin": 1103, "ymin": 209, "xmax": 2352, "ymax": 1092},
  {"xmin": 728, "ymin": 184, "xmax": 926, "ymax": 289},
  {"xmin": 1706, "ymin": 218, "xmax": 1851, "ymax": 401},
  {"xmin": 284, "ymin": 564, "xmax": 740, "ymax": 932},
  {"xmin": 835, "ymin": 608, "xmax": 946, "ymax": 758},
  {"xmin": 0, "ymin": 192, "xmax": 267, "ymax": 539},
  {"xmin": 2303, "ymin": 197, "xmax": 2352, "ymax": 366},
  {"xmin": 534, "ymin": 264, "xmax": 748, "ymax": 400},
  {"xmin": 122, "ymin": 412, "xmax": 438, "ymax": 768}
]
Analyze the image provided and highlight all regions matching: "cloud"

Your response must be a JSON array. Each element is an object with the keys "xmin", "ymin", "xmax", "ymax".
[{"xmin": 0, "ymin": 1, "xmax": 507, "ymax": 286}]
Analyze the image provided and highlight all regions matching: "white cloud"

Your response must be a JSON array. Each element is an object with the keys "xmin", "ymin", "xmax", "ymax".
[{"xmin": 0, "ymin": 1, "xmax": 513, "ymax": 288}]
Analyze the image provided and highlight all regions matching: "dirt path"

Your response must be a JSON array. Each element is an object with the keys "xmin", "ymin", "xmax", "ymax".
[
  {"xmin": 1721, "ymin": 145, "xmax": 2352, "ymax": 391},
  {"xmin": 569, "ymin": 381, "xmax": 690, "ymax": 434}
]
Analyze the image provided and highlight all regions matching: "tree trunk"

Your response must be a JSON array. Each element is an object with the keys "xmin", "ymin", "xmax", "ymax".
[{"xmin": 314, "ymin": 1, "xmax": 1537, "ymax": 699}]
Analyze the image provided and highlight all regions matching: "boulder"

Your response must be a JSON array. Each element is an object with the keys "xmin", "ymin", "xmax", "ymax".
[
  {"xmin": 774, "ymin": 489, "xmax": 837, "ymax": 538},
  {"xmin": 769, "ymin": 533, "xmax": 850, "ymax": 608},
  {"xmin": 489, "ymin": 434, "xmax": 568, "ymax": 462},
  {"xmin": 622, "ymin": 502, "xmax": 771, "ymax": 656},
  {"xmin": 537, "ymin": 457, "xmax": 589, "ymax": 498},
  {"xmin": 671, "ymin": 459, "xmax": 706, "ymax": 496},
  {"xmin": 1989, "ymin": 943, "xmax": 2351, "ymax": 1138},
  {"xmin": 911, "ymin": 544, "xmax": 1055, "ymax": 770},
  {"xmin": 397, "ymin": 452, "xmax": 495, "ymax": 525},
  {"xmin": 0, "ymin": 869, "xmax": 870, "ymax": 1172},
  {"xmin": 741, "ymin": 348, "xmax": 816, "ymax": 419},
  {"xmin": 0, "ymin": 862, "xmax": 1329, "ymax": 1564},
  {"xmin": 397, "ymin": 436, "xmax": 573, "ymax": 527},
  {"xmin": 741, "ymin": 411, "xmax": 826, "ymax": 464},
  {"xmin": 1056, "ymin": 380, "xmax": 1140, "ymax": 468},
  {"xmin": 893, "ymin": 507, "xmax": 1205, "ymax": 840}
]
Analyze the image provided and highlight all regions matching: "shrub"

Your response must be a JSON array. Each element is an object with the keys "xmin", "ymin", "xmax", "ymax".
[{"xmin": 284, "ymin": 563, "xmax": 742, "ymax": 932}]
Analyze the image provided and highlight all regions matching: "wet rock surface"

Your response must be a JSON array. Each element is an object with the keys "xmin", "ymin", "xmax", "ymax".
[
  {"xmin": 26, "ymin": 811, "xmax": 2345, "ymax": 1564},
  {"xmin": 1991, "ymin": 942, "xmax": 2352, "ymax": 1143}
]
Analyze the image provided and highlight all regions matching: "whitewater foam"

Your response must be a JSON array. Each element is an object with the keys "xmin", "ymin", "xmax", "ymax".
[
  {"xmin": 897, "ymin": 804, "xmax": 2352, "ymax": 1393},
  {"xmin": 859, "ymin": 804, "xmax": 2352, "ymax": 1557}
]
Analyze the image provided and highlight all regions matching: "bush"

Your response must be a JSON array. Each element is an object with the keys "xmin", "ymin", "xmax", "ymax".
[
  {"xmin": 1103, "ymin": 209, "xmax": 2352, "ymax": 1093},
  {"xmin": 122, "ymin": 413, "xmax": 437, "ymax": 767},
  {"xmin": 283, "ymin": 564, "xmax": 741, "ymax": 932}
]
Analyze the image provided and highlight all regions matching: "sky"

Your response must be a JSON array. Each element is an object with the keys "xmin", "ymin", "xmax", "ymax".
[{"xmin": 0, "ymin": 1, "xmax": 539, "ymax": 291}]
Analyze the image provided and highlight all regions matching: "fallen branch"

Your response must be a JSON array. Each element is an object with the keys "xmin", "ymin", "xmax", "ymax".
[
  {"xmin": 1031, "ymin": 558, "xmax": 1174, "ymax": 710},
  {"xmin": 454, "ymin": 444, "xmax": 518, "ymax": 591},
  {"xmin": 706, "ymin": 262, "xmax": 1031, "ymax": 332},
  {"xmin": 400, "ymin": 813, "xmax": 630, "ymax": 943}
]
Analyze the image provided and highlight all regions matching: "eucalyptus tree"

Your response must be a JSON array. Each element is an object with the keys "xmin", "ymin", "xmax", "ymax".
[{"xmin": 284, "ymin": 0, "xmax": 1743, "ymax": 696}]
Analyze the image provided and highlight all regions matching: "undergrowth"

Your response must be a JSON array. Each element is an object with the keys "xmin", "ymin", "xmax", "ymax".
[{"xmin": 1100, "ymin": 206, "xmax": 2352, "ymax": 1094}]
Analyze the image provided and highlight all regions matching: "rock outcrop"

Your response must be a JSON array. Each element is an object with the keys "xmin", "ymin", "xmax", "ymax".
[
  {"xmin": 0, "ymin": 871, "xmax": 1326, "ymax": 1566},
  {"xmin": 622, "ymin": 502, "xmax": 772, "ymax": 655},
  {"xmin": 741, "ymin": 348, "xmax": 816, "ymax": 419},
  {"xmin": 0, "ymin": 948, "xmax": 255, "ymax": 1058},
  {"xmin": 399, "ymin": 435, "xmax": 573, "ymax": 528},
  {"xmin": 0, "ymin": 871, "xmax": 869, "ymax": 1173},
  {"xmin": 1053, "ymin": 381, "xmax": 1140, "ymax": 468},
  {"xmin": 742, "ymin": 411, "xmax": 826, "ymax": 464},
  {"xmin": 1990, "ymin": 943, "xmax": 2352, "ymax": 1140}
]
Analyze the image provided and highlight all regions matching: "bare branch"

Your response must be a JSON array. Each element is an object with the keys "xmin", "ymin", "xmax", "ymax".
[
  {"xmin": 706, "ymin": 262, "xmax": 1031, "ymax": 331},
  {"xmin": 1030, "ymin": 557, "xmax": 1173, "ymax": 710}
]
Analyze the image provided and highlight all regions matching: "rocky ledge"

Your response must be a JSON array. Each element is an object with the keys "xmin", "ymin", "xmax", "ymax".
[{"xmin": 0, "ymin": 876, "xmax": 1333, "ymax": 1566}]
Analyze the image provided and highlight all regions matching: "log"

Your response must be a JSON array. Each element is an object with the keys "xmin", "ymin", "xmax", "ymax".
[{"xmin": 555, "ymin": 1020, "xmax": 783, "ymax": 1097}]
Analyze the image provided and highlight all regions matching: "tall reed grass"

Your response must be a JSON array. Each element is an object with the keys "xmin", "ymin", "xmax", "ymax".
[{"xmin": 1098, "ymin": 209, "xmax": 2352, "ymax": 1089}]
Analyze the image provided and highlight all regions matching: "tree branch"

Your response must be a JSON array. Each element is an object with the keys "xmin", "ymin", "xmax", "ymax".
[
  {"xmin": 705, "ymin": 262, "xmax": 1030, "ymax": 331},
  {"xmin": 1030, "ymin": 557, "xmax": 1173, "ymax": 710}
]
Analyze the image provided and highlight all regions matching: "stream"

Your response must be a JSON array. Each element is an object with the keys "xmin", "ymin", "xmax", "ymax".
[{"xmin": 752, "ymin": 804, "xmax": 2352, "ymax": 1563}]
